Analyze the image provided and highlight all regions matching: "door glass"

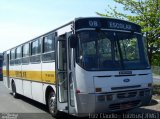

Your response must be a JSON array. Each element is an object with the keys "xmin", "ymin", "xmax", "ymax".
[
  {"xmin": 69, "ymin": 73, "xmax": 75, "ymax": 106},
  {"xmin": 57, "ymin": 40, "xmax": 68, "ymax": 103},
  {"xmin": 58, "ymin": 40, "xmax": 67, "ymax": 71},
  {"xmin": 58, "ymin": 72, "xmax": 67, "ymax": 102}
]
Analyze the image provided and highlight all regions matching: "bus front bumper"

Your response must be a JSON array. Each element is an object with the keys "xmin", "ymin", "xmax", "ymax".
[{"xmin": 76, "ymin": 88, "xmax": 152, "ymax": 117}]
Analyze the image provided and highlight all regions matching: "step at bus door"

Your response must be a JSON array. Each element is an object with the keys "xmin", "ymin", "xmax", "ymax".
[{"xmin": 55, "ymin": 33, "xmax": 76, "ymax": 115}]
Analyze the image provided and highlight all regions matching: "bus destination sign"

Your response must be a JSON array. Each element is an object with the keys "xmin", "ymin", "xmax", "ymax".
[
  {"xmin": 108, "ymin": 21, "xmax": 132, "ymax": 30},
  {"xmin": 75, "ymin": 18, "xmax": 141, "ymax": 32}
]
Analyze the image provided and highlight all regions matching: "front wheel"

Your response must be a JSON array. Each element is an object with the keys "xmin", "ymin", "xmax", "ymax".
[
  {"xmin": 48, "ymin": 92, "xmax": 59, "ymax": 117},
  {"xmin": 12, "ymin": 81, "xmax": 18, "ymax": 98}
]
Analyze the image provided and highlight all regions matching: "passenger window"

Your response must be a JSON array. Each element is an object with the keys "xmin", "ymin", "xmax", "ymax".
[
  {"xmin": 42, "ymin": 34, "xmax": 55, "ymax": 62},
  {"xmin": 30, "ymin": 39, "xmax": 41, "ymax": 63},
  {"xmin": 22, "ymin": 43, "xmax": 30, "ymax": 57},
  {"xmin": 10, "ymin": 49, "xmax": 15, "ymax": 60},
  {"xmin": 43, "ymin": 34, "xmax": 54, "ymax": 53},
  {"xmin": 31, "ymin": 39, "xmax": 41, "ymax": 55},
  {"xmin": 16, "ymin": 46, "xmax": 22, "ymax": 59},
  {"xmin": 10, "ymin": 49, "xmax": 15, "ymax": 65}
]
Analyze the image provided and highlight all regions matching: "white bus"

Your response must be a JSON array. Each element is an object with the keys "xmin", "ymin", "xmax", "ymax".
[{"xmin": 3, "ymin": 17, "xmax": 152, "ymax": 117}]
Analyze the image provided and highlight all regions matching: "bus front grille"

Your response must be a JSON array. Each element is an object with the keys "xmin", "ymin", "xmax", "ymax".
[
  {"xmin": 109, "ymin": 100, "xmax": 141, "ymax": 111},
  {"xmin": 117, "ymin": 91, "xmax": 137, "ymax": 99}
]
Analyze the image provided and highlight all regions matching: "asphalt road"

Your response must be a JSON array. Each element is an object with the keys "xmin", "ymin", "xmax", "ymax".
[
  {"xmin": 0, "ymin": 81, "xmax": 78, "ymax": 119},
  {"xmin": 0, "ymin": 81, "xmax": 54, "ymax": 119},
  {"xmin": 0, "ymin": 81, "xmax": 160, "ymax": 119}
]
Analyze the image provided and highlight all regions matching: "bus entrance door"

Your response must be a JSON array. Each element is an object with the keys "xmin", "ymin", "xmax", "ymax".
[
  {"xmin": 56, "ymin": 36, "xmax": 68, "ymax": 113},
  {"xmin": 56, "ymin": 33, "xmax": 76, "ymax": 115}
]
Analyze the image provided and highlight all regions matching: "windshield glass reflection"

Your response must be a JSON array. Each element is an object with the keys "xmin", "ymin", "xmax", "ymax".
[{"xmin": 76, "ymin": 30, "xmax": 150, "ymax": 71}]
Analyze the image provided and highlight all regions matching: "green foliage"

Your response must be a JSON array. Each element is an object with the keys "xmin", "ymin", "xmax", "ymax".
[
  {"xmin": 97, "ymin": 0, "xmax": 160, "ymax": 65},
  {"xmin": 153, "ymin": 84, "xmax": 160, "ymax": 95}
]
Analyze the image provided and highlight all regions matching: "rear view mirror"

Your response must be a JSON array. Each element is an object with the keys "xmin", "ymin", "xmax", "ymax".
[{"xmin": 69, "ymin": 34, "xmax": 78, "ymax": 48}]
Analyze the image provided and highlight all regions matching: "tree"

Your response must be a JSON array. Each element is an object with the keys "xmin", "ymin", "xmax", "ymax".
[{"xmin": 97, "ymin": 0, "xmax": 160, "ymax": 65}]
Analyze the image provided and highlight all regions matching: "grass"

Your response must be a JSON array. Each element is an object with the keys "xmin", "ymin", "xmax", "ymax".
[{"xmin": 153, "ymin": 84, "xmax": 160, "ymax": 94}]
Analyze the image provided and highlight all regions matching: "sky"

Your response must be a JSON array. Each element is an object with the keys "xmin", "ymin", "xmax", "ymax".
[{"xmin": 0, "ymin": 0, "xmax": 122, "ymax": 52}]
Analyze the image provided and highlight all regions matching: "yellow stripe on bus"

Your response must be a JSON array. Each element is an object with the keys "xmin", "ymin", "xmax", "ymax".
[
  {"xmin": 3, "ymin": 70, "xmax": 7, "ymax": 76},
  {"xmin": 3, "ymin": 70, "xmax": 56, "ymax": 84},
  {"xmin": 42, "ymin": 71, "xmax": 55, "ymax": 84}
]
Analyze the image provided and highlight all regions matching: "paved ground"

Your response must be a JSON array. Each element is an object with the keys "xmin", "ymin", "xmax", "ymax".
[
  {"xmin": 0, "ymin": 81, "xmax": 53, "ymax": 119},
  {"xmin": 0, "ymin": 80, "xmax": 160, "ymax": 119}
]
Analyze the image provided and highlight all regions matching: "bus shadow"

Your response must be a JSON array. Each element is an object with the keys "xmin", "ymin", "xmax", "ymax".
[
  {"xmin": 9, "ymin": 92, "xmax": 78, "ymax": 119},
  {"xmin": 9, "ymin": 93, "xmax": 48, "ymax": 112},
  {"xmin": 148, "ymin": 99, "xmax": 159, "ymax": 106}
]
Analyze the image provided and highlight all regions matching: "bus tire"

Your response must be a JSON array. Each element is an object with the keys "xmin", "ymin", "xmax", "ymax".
[
  {"xmin": 12, "ymin": 81, "xmax": 18, "ymax": 98},
  {"xmin": 48, "ymin": 92, "xmax": 59, "ymax": 117}
]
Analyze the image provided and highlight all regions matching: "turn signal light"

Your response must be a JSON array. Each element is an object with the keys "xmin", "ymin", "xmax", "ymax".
[
  {"xmin": 76, "ymin": 89, "xmax": 80, "ymax": 93},
  {"xmin": 95, "ymin": 88, "xmax": 102, "ymax": 92}
]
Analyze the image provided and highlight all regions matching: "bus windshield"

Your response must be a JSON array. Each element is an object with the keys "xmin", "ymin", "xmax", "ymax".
[{"xmin": 76, "ymin": 30, "xmax": 150, "ymax": 71}]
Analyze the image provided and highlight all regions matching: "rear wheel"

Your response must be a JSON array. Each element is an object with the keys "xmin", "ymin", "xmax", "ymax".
[
  {"xmin": 12, "ymin": 81, "xmax": 18, "ymax": 98},
  {"xmin": 48, "ymin": 92, "xmax": 59, "ymax": 117}
]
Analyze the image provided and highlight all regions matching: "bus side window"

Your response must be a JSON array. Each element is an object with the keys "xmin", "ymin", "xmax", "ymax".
[
  {"xmin": 10, "ymin": 49, "xmax": 15, "ymax": 66},
  {"xmin": 22, "ymin": 43, "xmax": 30, "ymax": 64},
  {"xmin": 15, "ymin": 46, "xmax": 22, "ymax": 65},
  {"xmin": 42, "ymin": 34, "xmax": 55, "ymax": 62},
  {"xmin": 30, "ymin": 39, "xmax": 41, "ymax": 63}
]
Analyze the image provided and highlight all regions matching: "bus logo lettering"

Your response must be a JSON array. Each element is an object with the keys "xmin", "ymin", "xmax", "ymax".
[
  {"xmin": 123, "ymin": 79, "xmax": 130, "ymax": 83},
  {"xmin": 119, "ymin": 71, "xmax": 132, "ymax": 75}
]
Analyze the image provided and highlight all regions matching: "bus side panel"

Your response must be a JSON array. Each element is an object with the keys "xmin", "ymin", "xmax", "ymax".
[
  {"xmin": 42, "ymin": 62, "xmax": 55, "ymax": 84},
  {"xmin": 15, "ymin": 78, "xmax": 23, "ymax": 95},
  {"xmin": 3, "ymin": 66, "xmax": 7, "ymax": 87},
  {"xmin": 32, "ymin": 81, "xmax": 44, "ymax": 104},
  {"xmin": 14, "ymin": 64, "xmax": 23, "ymax": 95},
  {"xmin": 22, "ymin": 64, "xmax": 32, "ymax": 99},
  {"xmin": 30, "ymin": 63, "xmax": 44, "ymax": 103},
  {"xmin": 3, "ymin": 77, "xmax": 7, "ymax": 88},
  {"xmin": 41, "ymin": 61, "xmax": 56, "ymax": 104},
  {"xmin": 23, "ymin": 80, "xmax": 32, "ymax": 98}
]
